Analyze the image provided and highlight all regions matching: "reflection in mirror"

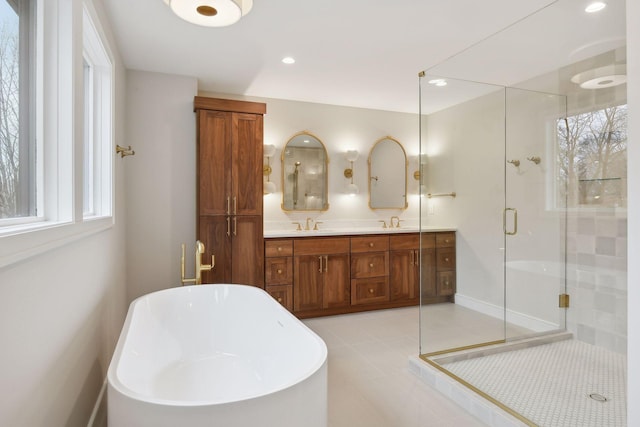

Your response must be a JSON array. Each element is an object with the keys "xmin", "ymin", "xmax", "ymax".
[
  {"xmin": 281, "ymin": 132, "xmax": 329, "ymax": 211},
  {"xmin": 368, "ymin": 137, "xmax": 408, "ymax": 209}
]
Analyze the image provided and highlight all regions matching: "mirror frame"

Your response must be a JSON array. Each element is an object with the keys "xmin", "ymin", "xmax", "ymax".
[
  {"xmin": 281, "ymin": 131, "xmax": 330, "ymax": 212},
  {"xmin": 368, "ymin": 136, "xmax": 408, "ymax": 210}
]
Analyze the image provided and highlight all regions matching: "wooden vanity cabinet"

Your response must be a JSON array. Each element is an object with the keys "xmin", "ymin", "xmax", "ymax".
[
  {"xmin": 264, "ymin": 230, "xmax": 455, "ymax": 317},
  {"xmin": 195, "ymin": 97, "xmax": 266, "ymax": 287},
  {"xmin": 264, "ymin": 240, "xmax": 293, "ymax": 311},
  {"xmin": 389, "ymin": 233, "xmax": 421, "ymax": 301},
  {"xmin": 293, "ymin": 238, "xmax": 351, "ymax": 314},
  {"xmin": 436, "ymin": 232, "xmax": 456, "ymax": 297},
  {"xmin": 351, "ymin": 236, "xmax": 390, "ymax": 305}
]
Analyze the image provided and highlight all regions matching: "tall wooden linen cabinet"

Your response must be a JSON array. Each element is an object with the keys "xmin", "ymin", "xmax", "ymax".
[{"xmin": 194, "ymin": 97, "xmax": 266, "ymax": 287}]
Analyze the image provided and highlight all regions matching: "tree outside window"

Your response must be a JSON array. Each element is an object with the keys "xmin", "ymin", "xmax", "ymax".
[{"xmin": 557, "ymin": 104, "xmax": 627, "ymax": 208}]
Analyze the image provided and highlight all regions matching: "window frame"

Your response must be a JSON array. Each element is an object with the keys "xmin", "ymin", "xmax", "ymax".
[{"xmin": 0, "ymin": 0, "xmax": 116, "ymax": 269}]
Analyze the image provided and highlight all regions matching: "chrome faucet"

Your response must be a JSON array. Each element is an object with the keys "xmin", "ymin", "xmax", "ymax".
[
  {"xmin": 181, "ymin": 240, "xmax": 214, "ymax": 285},
  {"xmin": 305, "ymin": 217, "xmax": 314, "ymax": 230}
]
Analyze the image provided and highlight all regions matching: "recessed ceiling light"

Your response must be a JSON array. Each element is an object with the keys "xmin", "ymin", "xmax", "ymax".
[
  {"xmin": 282, "ymin": 57, "xmax": 296, "ymax": 64},
  {"xmin": 428, "ymin": 79, "xmax": 447, "ymax": 87},
  {"xmin": 585, "ymin": 1, "xmax": 606, "ymax": 13}
]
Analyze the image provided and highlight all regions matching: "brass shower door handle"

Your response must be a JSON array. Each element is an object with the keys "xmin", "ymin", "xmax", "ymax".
[{"xmin": 503, "ymin": 208, "xmax": 518, "ymax": 236}]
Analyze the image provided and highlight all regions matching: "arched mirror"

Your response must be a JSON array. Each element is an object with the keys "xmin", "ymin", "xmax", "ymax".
[
  {"xmin": 369, "ymin": 136, "xmax": 408, "ymax": 209},
  {"xmin": 281, "ymin": 132, "xmax": 329, "ymax": 211}
]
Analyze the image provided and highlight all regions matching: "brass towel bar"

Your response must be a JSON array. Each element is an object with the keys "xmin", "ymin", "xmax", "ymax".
[{"xmin": 427, "ymin": 192, "xmax": 456, "ymax": 198}]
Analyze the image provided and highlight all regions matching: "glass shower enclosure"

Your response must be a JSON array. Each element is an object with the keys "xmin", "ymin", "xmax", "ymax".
[{"xmin": 416, "ymin": 0, "xmax": 628, "ymax": 425}]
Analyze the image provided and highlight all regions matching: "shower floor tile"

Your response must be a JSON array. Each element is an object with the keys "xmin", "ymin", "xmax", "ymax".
[{"xmin": 439, "ymin": 339, "xmax": 627, "ymax": 427}]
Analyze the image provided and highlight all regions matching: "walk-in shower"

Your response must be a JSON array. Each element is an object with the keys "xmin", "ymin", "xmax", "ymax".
[{"xmin": 417, "ymin": 0, "xmax": 627, "ymax": 425}]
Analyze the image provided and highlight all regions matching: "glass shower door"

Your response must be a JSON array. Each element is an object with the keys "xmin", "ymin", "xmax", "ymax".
[{"xmin": 504, "ymin": 87, "xmax": 568, "ymax": 339}]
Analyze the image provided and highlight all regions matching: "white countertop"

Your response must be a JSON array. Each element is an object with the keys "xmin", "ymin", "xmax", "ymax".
[{"xmin": 263, "ymin": 226, "xmax": 456, "ymax": 238}]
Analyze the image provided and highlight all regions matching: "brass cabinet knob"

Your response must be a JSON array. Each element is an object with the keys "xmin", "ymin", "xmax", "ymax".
[
  {"xmin": 445, "ymin": 257, "xmax": 450, "ymax": 262},
  {"xmin": 445, "ymin": 239, "xmax": 450, "ymax": 243},
  {"xmin": 369, "ymin": 263, "xmax": 374, "ymax": 268},
  {"xmin": 277, "ymin": 269, "xmax": 282, "ymax": 274},
  {"xmin": 368, "ymin": 288, "xmax": 374, "ymax": 294},
  {"xmin": 369, "ymin": 242, "xmax": 374, "ymax": 248},
  {"xmin": 277, "ymin": 247, "xmax": 282, "ymax": 252},
  {"xmin": 444, "ymin": 281, "xmax": 450, "ymax": 286},
  {"xmin": 277, "ymin": 297, "xmax": 283, "ymax": 302}
]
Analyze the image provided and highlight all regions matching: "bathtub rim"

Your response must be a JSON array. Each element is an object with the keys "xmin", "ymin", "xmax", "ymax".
[{"xmin": 107, "ymin": 283, "xmax": 328, "ymax": 407}]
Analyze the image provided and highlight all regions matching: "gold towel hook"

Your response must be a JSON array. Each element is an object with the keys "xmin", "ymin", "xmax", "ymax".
[{"xmin": 116, "ymin": 145, "xmax": 135, "ymax": 158}]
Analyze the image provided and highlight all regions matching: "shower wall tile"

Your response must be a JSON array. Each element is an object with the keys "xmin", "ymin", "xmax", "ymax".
[
  {"xmin": 595, "ymin": 237, "xmax": 616, "ymax": 255},
  {"xmin": 617, "ymin": 218, "xmax": 627, "ymax": 237},
  {"xmin": 576, "ymin": 235, "xmax": 595, "ymax": 253},
  {"xmin": 577, "ymin": 325, "xmax": 596, "ymax": 344},
  {"xmin": 566, "ymin": 211, "xmax": 627, "ymax": 354},
  {"xmin": 577, "ymin": 253, "xmax": 596, "ymax": 267},
  {"xmin": 595, "ymin": 218, "xmax": 618, "ymax": 237},
  {"xmin": 616, "ymin": 238, "xmax": 627, "ymax": 257},
  {"xmin": 593, "ymin": 292, "xmax": 616, "ymax": 313},
  {"xmin": 577, "ymin": 217, "xmax": 595, "ymax": 234}
]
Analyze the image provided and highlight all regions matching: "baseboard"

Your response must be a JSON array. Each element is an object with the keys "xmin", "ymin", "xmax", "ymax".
[
  {"xmin": 454, "ymin": 293, "xmax": 558, "ymax": 332},
  {"xmin": 87, "ymin": 378, "xmax": 107, "ymax": 427}
]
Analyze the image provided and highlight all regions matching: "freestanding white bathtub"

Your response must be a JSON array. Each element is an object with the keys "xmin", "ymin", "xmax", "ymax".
[{"xmin": 107, "ymin": 284, "xmax": 328, "ymax": 427}]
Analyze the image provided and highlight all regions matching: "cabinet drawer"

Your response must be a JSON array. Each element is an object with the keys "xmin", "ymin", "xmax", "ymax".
[
  {"xmin": 351, "ymin": 235, "xmax": 389, "ymax": 253},
  {"xmin": 421, "ymin": 233, "xmax": 436, "ymax": 249},
  {"xmin": 436, "ymin": 248, "xmax": 456, "ymax": 270},
  {"xmin": 265, "ymin": 257, "xmax": 293, "ymax": 285},
  {"xmin": 294, "ymin": 237, "xmax": 350, "ymax": 256},
  {"xmin": 436, "ymin": 232, "xmax": 456, "ymax": 248},
  {"xmin": 437, "ymin": 271, "xmax": 455, "ymax": 296},
  {"xmin": 266, "ymin": 284, "xmax": 293, "ymax": 311},
  {"xmin": 389, "ymin": 233, "xmax": 419, "ymax": 250},
  {"xmin": 351, "ymin": 252, "xmax": 389, "ymax": 278},
  {"xmin": 351, "ymin": 277, "xmax": 389, "ymax": 305},
  {"xmin": 265, "ymin": 239, "xmax": 293, "ymax": 257}
]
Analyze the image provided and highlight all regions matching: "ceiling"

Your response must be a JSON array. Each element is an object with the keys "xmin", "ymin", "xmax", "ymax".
[{"xmin": 102, "ymin": 0, "xmax": 626, "ymax": 114}]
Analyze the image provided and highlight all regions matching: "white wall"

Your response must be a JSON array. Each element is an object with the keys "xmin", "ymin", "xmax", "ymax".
[
  {"xmin": 0, "ymin": 1, "xmax": 128, "ymax": 426},
  {"xmin": 124, "ymin": 71, "xmax": 198, "ymax": 301},
  {"xmin": 626, "ymin": 0, "xmax": 639, "ymax": 424}
]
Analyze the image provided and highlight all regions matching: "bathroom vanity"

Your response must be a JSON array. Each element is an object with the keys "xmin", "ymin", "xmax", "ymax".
[{"xmin": 264, "ymin": 230, "xmax": 456, "ymax": 318}]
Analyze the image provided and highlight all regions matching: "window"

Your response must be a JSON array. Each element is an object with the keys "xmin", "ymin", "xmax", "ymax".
[
  {"xmin": 556, "ymin": 104, "xmax": 627, "ymax": 208},
  {"xmin": 0, "ymin": 0, "xmax": 115, "ymax": 268},
  {"xmin": 82, "ymin": 5, "xmax": 113, "ymax": 219},
  {"xmin": 0, "ymin": 0, "xmax": 37, "ymax": 222}
]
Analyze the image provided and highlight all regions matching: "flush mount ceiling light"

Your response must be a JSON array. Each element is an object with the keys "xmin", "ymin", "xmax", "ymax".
[
  {"xmin": 164, "ymin": 0, "xmax": 253, "ymax": 27},
  {"xmin": 571, "ymin": 64, "xmax": 626, "ymax": 89},
  {"xmin": 282, "ymin": 57, "xmax": 296, "ymax": 64},
  {"xmin": 585, "ymin": 1, "xmax": 606, "ymax": 13}
]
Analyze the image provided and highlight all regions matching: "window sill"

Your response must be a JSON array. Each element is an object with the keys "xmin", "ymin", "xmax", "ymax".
[{"xmin": 0, "ymin": 217, "xmax": 114, "ymax": 270}]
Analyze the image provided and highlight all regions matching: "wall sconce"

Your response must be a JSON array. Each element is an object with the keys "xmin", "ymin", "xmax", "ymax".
[
  {"xmin": 344, "ymin": 150, "xmax": 359, "ymax": 195},
  {"xmin": 263, "ymin": 144, "xmax": 277, "ymax": 195}
]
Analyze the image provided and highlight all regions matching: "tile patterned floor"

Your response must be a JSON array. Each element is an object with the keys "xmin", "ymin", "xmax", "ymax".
[{"xmin": 441, "ymin": 339, "xmax": 627, "ymax": 427}]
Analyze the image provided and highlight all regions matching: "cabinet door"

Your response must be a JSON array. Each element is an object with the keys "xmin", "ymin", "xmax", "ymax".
[
  {"xmin": 294, "ymin": 255, "xmax": 324, "ymax": 312},
  {"xmin": 231, "ymin": 215, "xmax": 264, "ymax": 287},
  {"xmin": 420, "ymin": 247, "xmax": 437, "ymax": 297},
  {"xmin": 198, "ymin": 110, "xmax": 232, "ymax": 216},
  {"xmin": 390, "ymin": 250, "xmax": 419, "ymax": 301},
  {"xmin": 324, "ymin": 254, "xmax": 351, "ymax": 309},
  {"xmin": 232, "ymin": 113, "xmax": 263, "ymax": 216},
  {"xmin": 199, "ymin": 215, "xmax": 231, "ymax": 284}
]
